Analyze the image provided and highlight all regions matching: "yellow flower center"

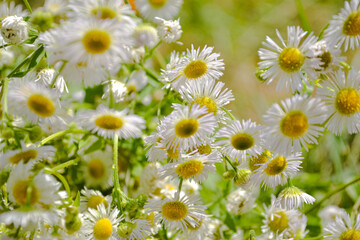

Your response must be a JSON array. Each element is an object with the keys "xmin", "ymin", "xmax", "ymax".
[
  {"xmin": 278, "ymin": 47, "xmax": 305, "ymax": 73},
  {"xmin": 87, "ymin": 195, "xmax": 108, "ymax": 209},
  {"xmin": 194, "ymin": 97, "xmax": 217, "ymax": 114},
  {"xmin": 268, "ymin": 211, "xmax": 289, "ymax": 234},
  {"xmin": 249, "ymin": 150, "xmax": 271, "ymax": 171},
  {"xmin": 184, "ymin": 60, "xmax": 207, "ymax": 79},
  {"xmin": 231, "ymin": 133, "xmax": 255, "ymax": 151},
  {"xmin": 339, "ymin": 229, "xmax": 360, "ymax": 240},
  {"xmin": 162, "ymin": 201, "xmax": 188, "ymax": 221},
  {"xmin": 264, "ymin": 156, "xmax": 287, "ymax": 176},
  {"xmin": 88, "ymin": 159, "xmax": 105, "ymax": 179},
  {"xmin": 280, "ymin": 110, "xmax": 308, "ymax": 138},
  {"xmin": 146, "ymin": 212, "xmax": 156, "ymax": 226},
  {"xmin": 82, "ymin": 29, "xmax": 111, "ymax": 54},
  {"xmin": 12, "ymin": 180, "xmax": 39, "ymax": 206},
  {"xmin": 343, "ymin": 12, "xmax": 360, "ymax": 36},
  {"xmin": 335, "ymin": 88, "xmax": 360, "ymax": 115},
  {"xmin": 196, "ymin": 144, "xmax": 212, "ymax": 155},
  {"xmin": 175, "ymin": 159, "xmax": 204, "ymax": 179},
  {"xmin": 92, "ymin": 7, "xmax": 117, "ymax": 20},
  {"xmin": 95, "ymin": 115, "xmax": 123, "ymax": 130},
  {"xmin": 175, "ymin": 119, "xmax": 199, "ymax": 138},
  {"xmin": 9, "ymin": 149, "xmax": 38, "ymax": 164},
  {"xmin": 318, "ymin": 51, "xmax": 332, "ymax": 70},
  {"xmin": 93, "ymin": 218, "xmax": 113, "ymax": 240},
  {"xmin": 27, "ymin": 94, "xmax": 55, "ymax": 117},
  {"xmin": 149, "ymin": 0, "xmax": 167, "ymax": 8},
  {"xmin": 167, "ymin": 147, "xmax": 179, "ymax": 159}
]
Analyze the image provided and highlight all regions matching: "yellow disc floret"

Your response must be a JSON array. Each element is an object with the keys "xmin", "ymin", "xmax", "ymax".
[
  {"xmin": 12, "ymin": 180, "xmax": 39, "ymax": 206},
  {"xmin": 231, "ymin": 133, "xmax": 255, "ymax": 150},
  {"xmin": 278, "ymin": 47, "xmax": 305, "ymax": 73},
  {"xmin": 162, "ymin": 201, "xmax": 188, "ymax": 221},
  {"xmin": 93, "ymin": 218, "xmax": 113, "ymax": 240},
  {"xmin": 280, "ymin": 110, "xmax": 308, "ymax": 138},
  {"xmin": 149, "ymin": 0, "xmax": 167, "ymax": 8},
  {"xmin": 92, "ymin": 7, "xmax": 117, "ymax": 20},
  {"xmin": 175, "ymin": 159, "xmax": 204, "ymax": 179},
  {"xmin": 88, "ymin": 159, "xmax": 105, "ymax": 179},
  {"xmin": 184, "ymin": 60, "xmax": 208, "ymax": 79},
  {"xmin": 194, "ymin": 97, "xmax": 217, "ymax": 114},
  {"xmin": 175, "ymin": 119, "xmax": 199, "ymax": 138},
  {"xmin": 82, "ymin": 29, "xmax": 111, "ymax": 54},
  {"xmin": 95, "ymin": 115, "xmax": 123, "ymax": 130},
  {"xmin": 87, "ymin": 195, "xmax": 108, "ymax": 209},
  {"xmin": 264, "ymin": 156, "xmax": 287, "ymax": 176},
  {"xmin": 27, "ymin": 94, "xmax": 55, "ymax": 117},
  {"xmin": 268, "ymin": 211, "xmax": 289, "ymax": 234},
  {"xmin": 249, "ymin": 150, "xmax": 271, "ymax": 171},
  {"xmin": 339, "ymin": 229, "xmax": 360, "ymax": 240},
  {"xmin": 335, "ymin": 88, "xmax": 360, "ymax": 115},
  {"xmin": 9, "ymin": 150, "xmax": 38, "ymax": 164},
  {"xmin": 343, "ymin": 12, "xmax": 360, "ymax": 36}
]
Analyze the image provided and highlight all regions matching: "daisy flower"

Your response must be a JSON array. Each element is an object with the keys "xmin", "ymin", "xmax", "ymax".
[
  {"xmin": 162, "ymin": 45, "xmax": 225, "ymax": 90},
  {"xmin": 275, "ymin": 186, "xmax": 315, "ymax": 209},
  {"xmin": 225, "ymin": 187, "xmax": 257, "ymax": 215},
  {"xmin": 8, "ymin": 75, "xmax": 62, "ymax": 124},
  {"xmin": 251, "ymin": 152, "xmax": 303, "ymax": 189},
  {"xmin": 117, "ymin": 219, "xmax": 152, "ymax": 240},
  {"xmin": 0, "ymin": 208, "xmax": 58, "ymax": 228},
  {"xmin": 179, "ymin": 79, "xmax": 234, "ymax": 118},
  {"xmin": 83, "ymin": 204, "xmax": 122, "ymax": 240},
  {"xmin": 178, "ymin": 216, "xmax": 214, "ymax": 240},
  {"xmin": 0, "ymin": 142, "xmax": 55, "ymax": 168},
  {"xmin": 80, "ymin": 188, "xmax": 112, "ymax": 212},
  {"xmin": 0, "ymin": 1, "xmax": 28, "ymax": 19},
  {"xmin": 262, "ymin": 94, "xmax": 328, "ymax": 155},
  {"xmin": 68, "ymin": 0, "xmax": 136, "ymax": 28},
  {"xmin": 216, "ymin": 119, "xmax": 263, "ymax": 161},
  {"xmin": 258, "ymin": 26, "xmax": 321, "ymax": 92},
  {"xmin": 102, "ymin": 80, "xmax": 128, "ymax": 103},
  {"xmin": 144, "ymin": 193, "xmax": 207, "ymax": 232},
  {"xmin": 1, "ymin": 15, "xmax": 28, "ymax": 44},
  {"xmin": 138, "ymin": 163, "xmax": 162, "ymax": 196},
  {"xmin": 160, "ymin": 104, "xmax": 217, "ymax": 152},
  {"xmin": 155, "ymin": 17, "xmax": 182, "ymax": 44},
  {"xmin": 7, "ymin": 162, "xmax": 61, "ymax": 207},
  {"xmin": 318, "ymin": 69, "xmax": 360, "ymax": 135},
  {"xmin": 319, "ymin": 205, "xmax": 347, "ymax": 226},
  {"xmin": 159, "ymin": 152, "xmax": 221, "ymax": 183},
  {"xmin": 76, "ymin": 105, "xmax": 145, "ymax": 139},
  {"xmin": 81, "ymin": 149, "xmax": 113, "ymax": 189},
  {"xmin": 324, "ymin": 213, "xmax": 360, "ymax": 239},
  {"xmin": 248, "ymin": 150, "xmax": 272, "ymax": 172},
  {"xmin": 135, "ymin": 0, "xmax": 183, "ymax": 21},
  {"xmin": 324, "ymin": 0, "xmax": 360, "ymax": 51}
]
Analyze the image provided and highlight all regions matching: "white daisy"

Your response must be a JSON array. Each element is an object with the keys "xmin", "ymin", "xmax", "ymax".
[
  {"xmin": 68, "ymin": 0, "xmax": 136, "ymax": 28},
  {"xmin": 135, "ymin": 0, "xmax": 183, "ymax": 21},
  {"xmin": 144, "ymin": 193, "xmax": 207, "ymax": 232},
  {"xmin": 80, "ymin": 187, "xmax": 112, "ymax": 212},
  {"xmin": 258, "ymin": 26, "xmax": 321, "ymax": 92},
  {"xmin": 251, "ymin": 152, "xmax": 303, "ymax": 189},
  {"xmin": 138, "ymin": 163, "xmax": 162, "ymax": 196},
  {"xmin": 8, "ymin": 74, "xmax": 62, "ymax": 124},
  {"xmin": 0, "ymin": 142, "xmax": 55, "ymax": 168},
  {"xmin": 81, "ymin": 149, "xmax": 113, "ymax": 189},
  {"xmin": 262, "ymin": 94, "xmax": 328, "ymax": 155},
  {"xmin": 159, "ymin": 152, "xmax": 221, "ymax": 183},
  {"xmin": 83, "ymin": 204, "xmax": 122, "ymax": 240},
  {"xmin": 161, "ymin": 45, "xmax": 225, "ymax": 90},
  {"xmin": 117, "ymin": 219, "xmax": 152, "ymax": 240},
  {"xmin": 324, "ymin": 0, "xmax": 360, "ymax": 51},
  {"xmin": 225, "ymin": 187, "xmax": 257, "ymax": 215},
  {"xmin": 0, "ymin": 1, "xmax": 28, "ymax": 19},
  {"xmin": 7, "ymin": 162, "xmax": 61, "ymax": 207},
  {"xmin": 275, "ymin": 186, "xmax": 315, "ymax": 209},
  {"xmin": 324, "ymin": 213, "xmax": 360, "ymax": 239},
  {"xmin": 160, "ymin": 104, "xmax": 217, "ymax": 152},
  {"xmin": 102, "ymin": 80, "xmax": 128, "ymax": 103},
  {"xmin": 216, "ymin": 119, "xmax": 263, "ymax": 162},
  {"xmin": 155, "ymin": 17, "xmax": 182, "ymax": 44},
  {"xmin": 179, "ymin": 79, "xmax": 234, "ymax": 118},
  {"xmin": 177, "ymin": 216, "xmax": 214, "ymax": 240},
  {"xmin": 0, "ymin": 208, "xmax": 58, "ymax": 228},
  {"xmin": 76, "ymin": 104, "xmax": 145, "ymax": 139},
  {"xmin": 1, "ymin": 15, "xmax": 28, "ymax": 44},
  {"xmin": 318, "ymin": 69, "xmax": 360, "ymax": 135},
  {"xmin": 319, "ymin": 205, "xmax": 347, "ymax": 226},
  {"xmin": 133, "ymin": 24, "xmax": 159, "ymax": 48}
]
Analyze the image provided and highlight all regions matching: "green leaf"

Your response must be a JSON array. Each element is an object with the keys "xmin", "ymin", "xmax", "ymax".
[
  {"xmin": 224, "ymin": 213, "xmax": 237, "ymax": 232},
  {"xmin": 27, "ymin": 45, "xmax": 45, "ymax": 70},
  {"xmin": 74, "ymin": 191, "xmax": 80, "ymax": 207},
  {"xmin": 11, "ymin": 71, "xmax": 28, "ymax": 78},
  {"xmin": 84, "ymin": 138, "xmax": 103, "ymax": 154}
]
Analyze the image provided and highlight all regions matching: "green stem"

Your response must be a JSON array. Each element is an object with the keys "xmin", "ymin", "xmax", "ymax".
[
  {"xmin": 109, "ymin": 82, "xmax": 114, "ymax": 109},
  {"xmin": 1, "ymin": 78, "xmax": 8, "ymax": 121},
  {"xmin": 144, "ymin": 40, "xmax": 162, "ymax": 61},
  {"xmin": 112, "ymin": 133, "xmax": 125, "ymax": 210},
  {"xmin": 0, "ymin": 44, "xmax": 10, "ymax": 49},
  {"xmin": 45, "ymin": 168, "xmax": 72, "ymax": 202},
  {"xmin": 221, "ymin": 107, "xmax": 237, "ymax": 121},
  {"xmin": 287, "ymin": 178, "xmax": 293, "ymax": 187},
  {"xmin": 294, "ymin": 0, "xmax": 311, "ymax": 32},
  {"xmin": 38, "ymin": 129, "xmax": 87, "ymax": 146},
  {"xmin": 51, "ymin": 159, "xmax": 79, "ymax": 172},
  {"xmin": 305, "ymin": 175, "xmax": 360, "ymax": 214},
  {"xmin": 178, "ymin": 177, "xmax": 183, "ymax": 194},
  {"xmin": 22, "ymin": 0, "xmax": 32, "ymax": 14},
  {"xmin": 50, "ymin": 61, "xmax": 66, "ymax": 88},
  {"xmin": 224, "ymin": 155, "xmax": 238, "ymax": 173}
]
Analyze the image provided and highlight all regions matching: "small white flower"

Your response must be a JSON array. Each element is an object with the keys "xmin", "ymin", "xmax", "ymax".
[
  {"xmin": 155, "ymin": 17, "xmax": 182, "ymax": 43},
  {"xmin": 135, "ymin": 0, "xmax": 183, "ymax": 22},
  {"xmin": 102, "ymin": 80, "xmax": 128, "ymax": 103},
  {"xmin": 117, "ymin": 219, "xmax": 152, "ymax": 240},
  {"xmin": 319, "ymin": 205, "xmax": 347, "ymax": 227},
  {"xmin": 1, "ymin": 15, "xmax": 28, "ymax": 44},
  {"xmin": 226, "ymin": 187, "xmax": 257, "ymax": 215},
  {"xmin": 80, "ymin": 187, "xmax": 112, "ymax": 212},
  {"xmin": 275, "ymin": 186, "xmax": 315, "ymax": 209},
  {"xmin": 324, "ymin": 213, "xmax": 360, "ymax": 239},
  {"xmin": 0, "ymin": 1, "xmax": 28, "ymax": 19},
  {"xmin": 133, "ymin": 24, "xmax": 159, "ymax": 48}
]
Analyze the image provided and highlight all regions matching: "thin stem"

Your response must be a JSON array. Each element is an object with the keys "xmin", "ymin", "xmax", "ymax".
[
  {"xmin": 0, "ymin": 44, "xmax": 10, "ymax": 49},
  {"xmin": 50, "ymin": 61, "xmax": 66, "ymax": 88},
  {"xmin": 305, "ymin": 175, "xmax": 360, "ymax": 214},
  {"xmin": 112, "ymin": 133, "xmax": 123, "ymax": 210},
  {"xmin": 45, "ymin": 168, "xmax": 72, "ymax": 202},
  {"xmin": 22, "ymin": 0, "xmax": 32, "ymax": 14},
  {"xmin": 224, "ymin": 155, "xmax": 238, "ymax": 173},
  {"xmin": 109, "ymin": 82, "xmax": 114, "ymax": 109},
  {"xmin": 1, "ymin": 78, "xmax": 8, "ymax": 121},
  {"xmin": 220, "ymin": 107, "xmax": 237, "ymax": 121},
  {"xmin": 178, "ymin": 178, "xmax": 183, "ymax": 194},
  {"xmin": 38, "ymin": 129, "xmax": 87, "ymax": 146},
  {"xmin": 51, "ymin": 159, "xmax": 79, "ymax": 172},
  {"xmin": 294, "ymin": 0, "xmax": 311, "ymax": 32}
]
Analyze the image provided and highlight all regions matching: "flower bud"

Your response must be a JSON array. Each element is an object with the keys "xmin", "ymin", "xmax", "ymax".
[{"xmin": 1, "ymin": 16, "xmax": 28, "ymax": 44}]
